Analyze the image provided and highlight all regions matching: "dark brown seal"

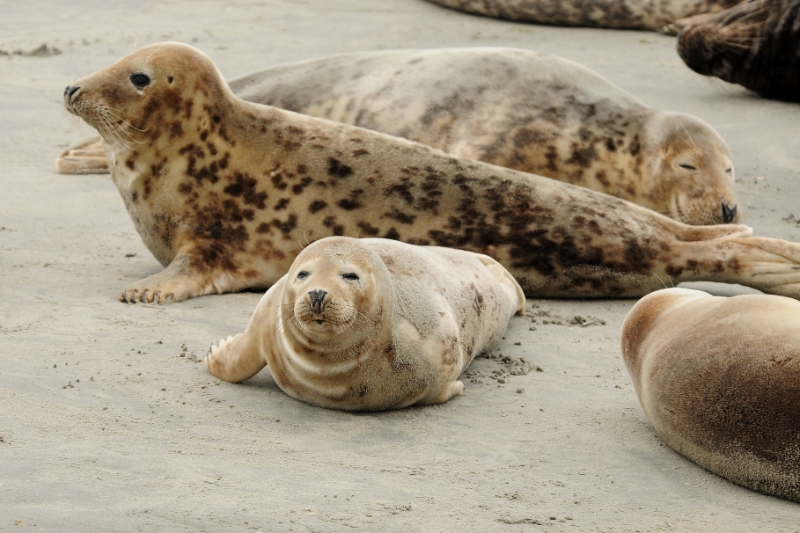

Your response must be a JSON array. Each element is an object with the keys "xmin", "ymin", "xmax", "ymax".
[
  {"xmin": 62, "ymin": 42, "xmax": 800, "ymax": 303},
  {"xmin": 678, "ymin": 0, "xmax": 800, "ymax": 102},
  {"xmin": 622, "ymin": 288, "xmax": 800, "ymax": 503}
]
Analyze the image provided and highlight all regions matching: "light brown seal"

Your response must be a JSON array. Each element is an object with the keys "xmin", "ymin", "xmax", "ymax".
[
  {"xmin": 424, "ymin": 0, "xmax": 742, "ymax": 31},
  {"xmin": 621, "ymin": 288, "xmax": 800, "ymax": 503},
  {"xmin": 205, "ymin": 236, "xmax": 525, "ymax": 411},
  {"xmin": 58, "ymin": 47, "xmax": 740, "ymax": 225},
  {"xmin": 61, "ymin": 42, "xmax": 800, "ymax": 304}
]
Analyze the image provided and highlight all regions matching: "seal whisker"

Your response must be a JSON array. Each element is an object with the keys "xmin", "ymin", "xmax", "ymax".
[{"xmin": 102, "ymin": 108, "xmax": 149, "ymax": 133}]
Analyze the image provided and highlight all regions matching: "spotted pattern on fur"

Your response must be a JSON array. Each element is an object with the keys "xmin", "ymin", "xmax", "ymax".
[
  {"xmin": 62, "ymin": 43, "xmax": 800, "ymax": 303},
  {"xmin": 425, "ymin": 0, "xmax": 741, "ymax": 30}
]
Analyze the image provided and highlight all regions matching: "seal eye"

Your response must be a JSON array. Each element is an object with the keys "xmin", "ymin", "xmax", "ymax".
[
  {"xmin": 679, "ymin": 163, "xmax": 697, "ymax": 170},
  {"xmin": 129, "ymin": 73, "xmax": 151, "ymax": 89},
  {"xmin": 342, "ymin": 273, "xmax": 360, "ymax": 282},
  {"xmin": 725, "ymin": 168, "xmax": 732, "ymax": 173},
  {"xmin": 296, "ymin": 270, "xmax": 309, "ymax": 280}
]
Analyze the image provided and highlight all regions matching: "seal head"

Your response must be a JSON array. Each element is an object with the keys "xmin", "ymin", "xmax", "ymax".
[
  {"xmin": 282, "ymin": 238, "xmax": 392, "ymax": 357},
  {"xmin": 643, "ymin": 112, "xmax": 738, "ymax": 225},
  {"xmin": 677, "ymin": 0, "xmax": 800, "ymax": 102}
]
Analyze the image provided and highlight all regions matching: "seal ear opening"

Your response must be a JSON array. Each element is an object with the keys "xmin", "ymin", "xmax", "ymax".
[{"xmin": 471, "ymin": 252, "xmax": 526, "ymax": 315}]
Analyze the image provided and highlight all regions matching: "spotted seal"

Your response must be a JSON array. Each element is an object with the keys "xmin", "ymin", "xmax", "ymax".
[
  {"xmin": 206, "ymin": 236, "xmax": 525, "ymax": 411},
  {"xmin": 678, "ymin": 0, "xmax": 800, "ymax": 102},
  {"xmin": 62, "ymin": 42, "xmax": 800, "ymax": 304},
  {"xmin": 424, "ymin": 0, "xmax": 742, "ymax": 31},
  {"xmin": 58, "ymin": 47, "xmax": 740, "ymax": 225},
  {"xmin": 621, "ymin": 288, "xmax": 800, "ymax": 502}
]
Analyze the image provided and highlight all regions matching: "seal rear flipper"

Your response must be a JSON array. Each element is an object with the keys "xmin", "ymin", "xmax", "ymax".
[
  {"xmin": 54, "ymin": 136, "xmax": 109, "ymax": 174},
  {"xmin": 428, "ymin": 380, "xmax": 465, "ymax": 405}
]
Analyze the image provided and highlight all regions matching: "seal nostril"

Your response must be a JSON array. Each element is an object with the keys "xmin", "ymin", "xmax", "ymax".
[
  {"xmin": 722, "ymin": 203, "xmax": 738, "ymax": 223},
  {"xmin": 308, "ymin": 289, "xmax": 328, "ymax": 314},
  {"xmin": 66, "ymin": 85, "xmax": 80, "ymax": 100}
]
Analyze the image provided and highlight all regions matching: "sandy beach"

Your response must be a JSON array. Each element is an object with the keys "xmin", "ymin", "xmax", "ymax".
[{"xmin": 2, "ymin": 1, "xmax": 800, "ymax": 531}]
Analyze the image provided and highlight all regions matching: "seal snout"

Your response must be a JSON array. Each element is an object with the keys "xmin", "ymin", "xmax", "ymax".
[
  {"xmin": 308, "ymin": 289, "xmax": 328, "ymax": 315},
  {"xmin": 722, "ymin": 202, "xmax": 738, "ymax": 224}
]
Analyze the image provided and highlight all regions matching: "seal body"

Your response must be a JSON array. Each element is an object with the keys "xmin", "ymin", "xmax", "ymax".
[
  {"xmin": 60, "ymin": 48, "xmax": 740, "ymax": 226},
  {"xmin": 206, "ymin": 237, "xmax": 525, "ymax": 411},
  {"xmin": 425, "ymin": 0, "xmax": 742, "ymax": 30},
  {"xmin": 678, "ymin": 0, "xmax": 800, "ymax": 102},
  {"xmin": 231, "ymin": 48, "xmax": 739, "ymax": 226},
  {"xmin": 621, "ymin": 288, "xmax": 800, "ymax": 502},
  {"xmin": 61, "ymin": 42, "xmax": 800, "ymax": 303}
]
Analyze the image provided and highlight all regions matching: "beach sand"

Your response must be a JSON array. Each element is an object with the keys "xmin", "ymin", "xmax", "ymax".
[{"xmin": 1, "ymin": 1, "xmax": 799, "ymax": 531}]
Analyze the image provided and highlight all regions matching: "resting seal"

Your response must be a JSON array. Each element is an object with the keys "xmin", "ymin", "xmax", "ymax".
[
  {"xmin": 62, "ymin": 42, "xmax": 800, "ymax": 303},
  {"xmin": 678, "ymin": 0, "xmax": 800, "ymax": 102},
  {"xmin": 621, "ymin": 288, "xmax": 800, "ymax": 502},
  {"xmin": 205, "ymin": 237, "xmax": 525, "ymax": 411},
  {"xmin": 424, "ymin": 0, "xmax": 742, "ymax": 31},
  {"xmin": 59, "ymin": 48, "xmax": 740, "ymax": 225}
]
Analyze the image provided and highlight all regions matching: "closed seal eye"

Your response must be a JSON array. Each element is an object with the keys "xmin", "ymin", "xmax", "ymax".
[
  {"xmin": 342, "ymin": 273, "xmax": 360, "ymax": 282},
  {"xmin": 679, "ymin": 163, "xmax": 697, "ymax": 170}
]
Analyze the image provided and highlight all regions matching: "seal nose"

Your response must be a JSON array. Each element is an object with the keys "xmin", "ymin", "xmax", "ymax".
[
  {"xmin": 308, "ymin": 289, "xmax": 328, "ymax": 314},
  {"xmin": 722, "ymin": 202, "xmax": 738, "ymax": 223},
  {"xmin": 64, "ymin": 85, "xmax": 80, "ymax": 102}
]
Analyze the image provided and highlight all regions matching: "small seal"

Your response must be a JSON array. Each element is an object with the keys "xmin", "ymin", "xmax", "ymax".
[
  {"xmin": 621, "ymin": 288, "xmax": 800, "ymax": 503},
  {"xmin": 61, "ymin": 42, "xmax": 800, "ymax": 303},
  {"xmin": 59, "ymin": 48, "xmax": 740, "ymax": 225},
  {"xmin": 678, "ymin": 0, "xmax": 800, "ymax": 102},
  {"xmin": 206, "ymin": 237, "xmax": 525, "ymax": 411},
  {"xmin": 425, "ymin": 0, "xmax": 741, "ymax": 31}
]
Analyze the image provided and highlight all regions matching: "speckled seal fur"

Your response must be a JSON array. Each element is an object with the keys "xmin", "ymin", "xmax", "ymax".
[
  {"xmin": 425, "ymin": 0, "xmax": 743, "ymax": 30},
  {"xmin": 59, "ymin": 48, "xmax": 740, "ymax": 226},
  {"xmin": 62, "ymin": 43, "xmax": 800, "ymax": 303},
  {"xmin": 678, "ymin": 0, "xmax": 800, "ymax": 102},
  {"xmin": 206, "ymin": 237, "xmax": 525, "ymax": 411},
  {"xmin": 621, "ymin": 288, "xmax": 800, "ymax": 502}
]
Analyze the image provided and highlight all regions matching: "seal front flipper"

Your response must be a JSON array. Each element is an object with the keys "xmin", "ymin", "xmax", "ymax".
[
  {"xmin": 206, "ymin": 333, "xmax": 267, "ymax": 383},
  {"xmin": 672, "ymin": 236, "xmax": 800, "ymax": 298},
  {"xmin": 119, "ymin": 252, "xmax": 218, "ymax": 303},
  {"xmin": 55, "ymin": 136, "xmax": 108, "ymax": 174}
]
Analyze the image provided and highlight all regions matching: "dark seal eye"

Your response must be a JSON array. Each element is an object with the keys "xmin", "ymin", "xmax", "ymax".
[
  {"xmin": 342, "ymin": 273, "xmax": 360, "ymax": 281},
  {"xmin": 296, "ymin": 270, "xmax": 309, "ymax": 280},
  {"xmin": 129, "ymin": 73, "xmax": 151, "ymax": 89},
  {"xmin": 679, "ymin": 163, "xmax": 697, "ymax": 170},
  {"xmin": 725, "ymin": 168, "xmax": 732, "ymax": 173}
]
